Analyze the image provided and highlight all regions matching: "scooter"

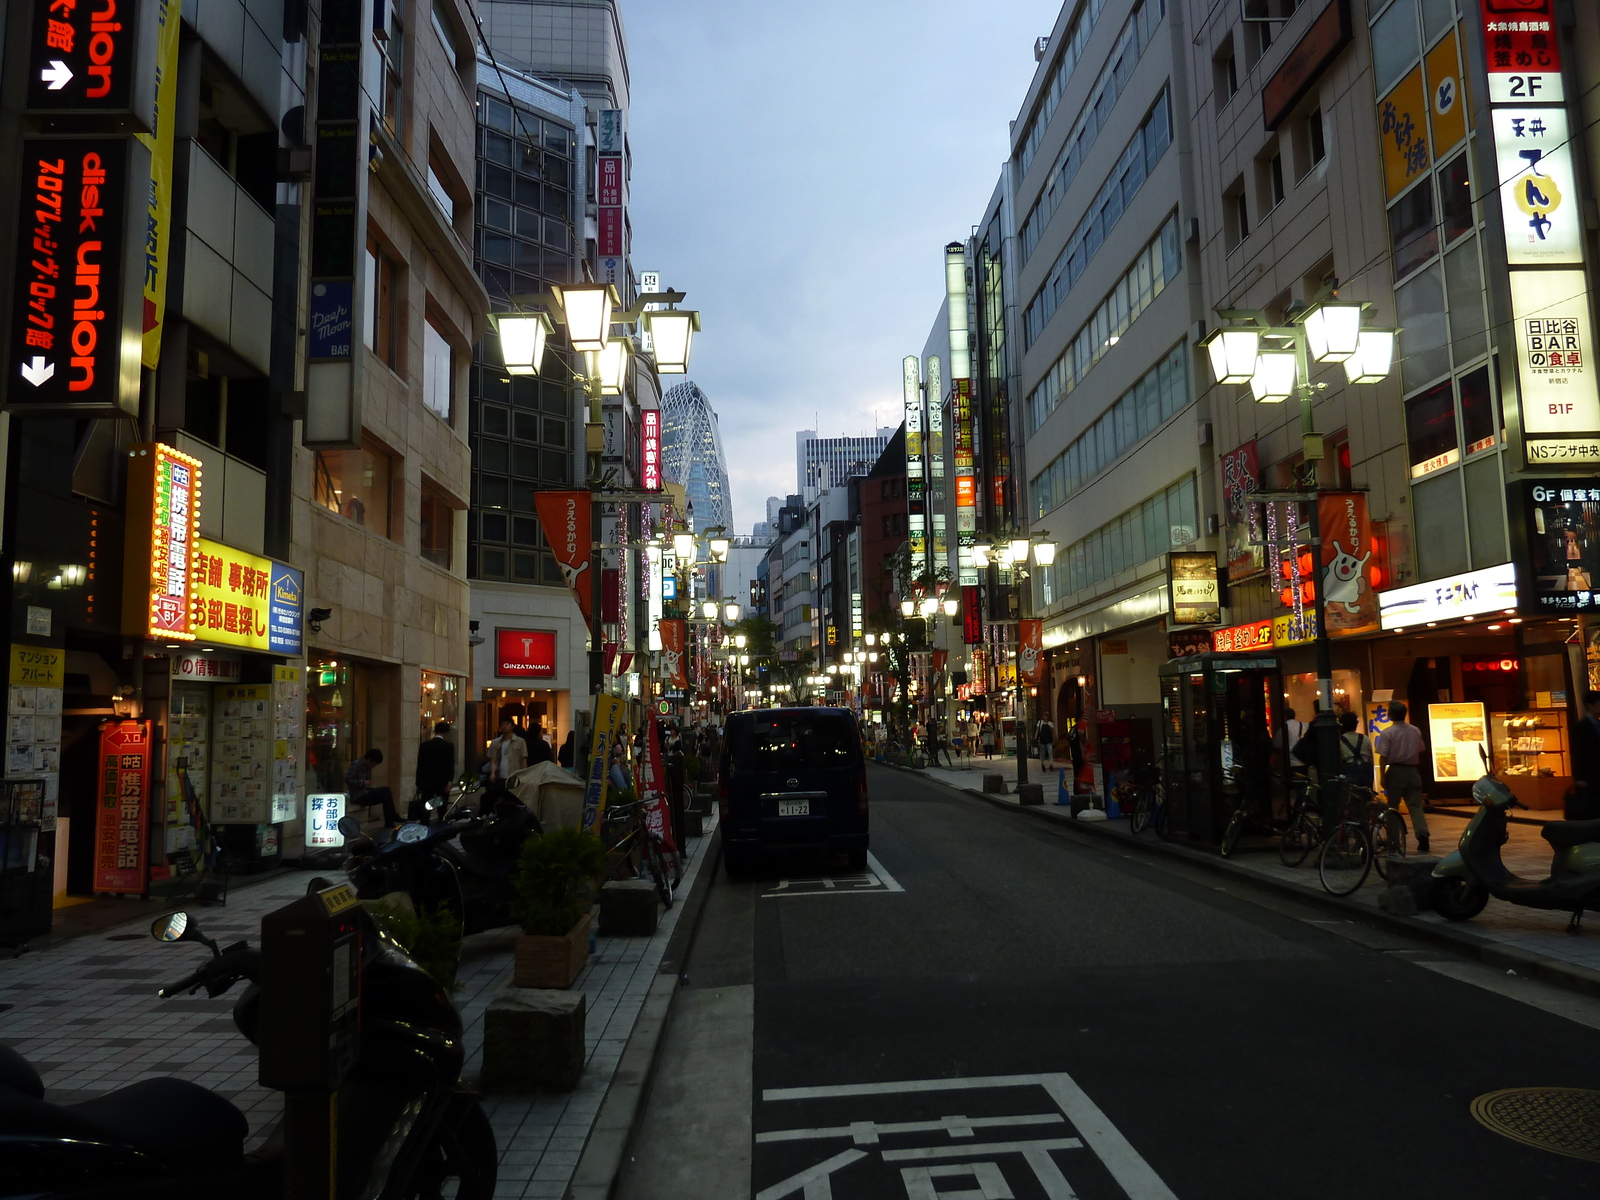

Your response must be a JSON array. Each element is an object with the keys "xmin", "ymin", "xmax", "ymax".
[
  {"xmin": 0, "ymin": 885, "xmax": 494, "ymax": 1199},
  {"xmin": 1430, "ymin": 770, "xmax": 1600, "ymax": 932},
  {"xmin": 341, "ymin": 787, "xmax": 540, "ymax": 935}
]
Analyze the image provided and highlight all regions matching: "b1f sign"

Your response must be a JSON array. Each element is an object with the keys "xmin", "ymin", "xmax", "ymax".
[
  {"xmin": 1510, "ymin": 270, "xmax": 1600, "ymax": 463},
  {"xmin": 9, "ymin": 138, "xmax": 148, "ymax": 415},
  {"xmin": 306, "ymin": 794, "xmax": 346, "ymax": 848}
]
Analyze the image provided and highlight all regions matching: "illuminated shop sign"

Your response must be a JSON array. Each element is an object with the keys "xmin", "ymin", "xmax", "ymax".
[
  {"xmin": 122, "ymin": 443, "xmax": 200, "ymax": 639},
  {"xmin": 9, "ymin": 138, "xmax": 147, "ymax": 416},
  {"xmin": 1512, "ymin": 480, "xmax": 1600, "ymax": 613},
  {"xmin": 1508, "ymin": 271, "xmax": 1600, "ymax": 463},
  {"xmin": 1378, "ymin": 562, "xmax": 1519, "ymax": 629},
  {"xmin": 188, "ymin": 538, "xmax": 304, "ymax": 655},
  {"xmin": 1168, "ymin": 551, "xmax": 1221, "ymax": 626},
  {"xmin": 1478, "ymin": 0, "xmax": 1562, "ymax": 104},
  {"xmin": 641, "ymin": 408, "xmax": 661, "ymax": 490},
  {"xmin": 1491, "ymin": 107, "xmax": 1581, "ymax": 265},
  {"xmin": 496, "ymin": 628, "xmax": 557, "ymax": 679},
  {"xmin": 25, "ymin": 0, "xmax": 160, "ymax": 125}
]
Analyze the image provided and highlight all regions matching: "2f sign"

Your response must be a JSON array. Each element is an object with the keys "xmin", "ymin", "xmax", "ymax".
[{"xmin": 1490, "ymin": 74, "xmax": 1563, "ymax": 104}]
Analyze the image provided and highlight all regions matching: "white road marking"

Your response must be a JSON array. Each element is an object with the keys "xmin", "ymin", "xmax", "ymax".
[
  {"xmin": 881, "ymin": 1136, "xmax": 1084, "ymax": 1160},
  {"xmin": 901, "ymin": 1161, "xmax": 1014, "ymax": 1200},
  {"xmin": 756, "ymin": 1112, "xmax": 1065, "ymax": 1145},
  {"xmin": 753, "ymin": 1148, "xmax": 867, "ymax": 1200},
  {"xmin": 762, "ymin": 1071, "xmax": 1178, "ymax": 1200},
  {"xmin": 867, "ymin": 852, "xmax": 904, "ymax": 892}
]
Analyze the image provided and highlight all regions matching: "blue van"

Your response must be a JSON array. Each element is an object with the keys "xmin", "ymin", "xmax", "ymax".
[{"xmin": 718, "ymin": 707, "xmax": 868, "ymax": 876}]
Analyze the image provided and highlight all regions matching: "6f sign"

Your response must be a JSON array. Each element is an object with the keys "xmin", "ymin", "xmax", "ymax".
[
  {"xmin": 9, "ymin": 138, "xmax": 148, "ymax": 416},
  {"xmin": 25, "ymin": 0, "xmax": 160, "ymax": 128}
]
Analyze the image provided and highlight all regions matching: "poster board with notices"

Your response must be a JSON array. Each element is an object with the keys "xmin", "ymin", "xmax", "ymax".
[
  {"xmin": 1427, "ymin": 701, "xmax": 1489, "ymax": 783},
  {"xmin": 211, "ymin": 684, "xmax": 274, "ymax": 824},
  {"xmin": 271, "ymin": 666, "xmax": 303, "ymax": 824},
  {"xmin": 164, "ymin": 685, "xmax": 209, "ymax": 855},
  {"xmin": 6, "ymin": 645, "xmax": 63, "ymax": 831}
]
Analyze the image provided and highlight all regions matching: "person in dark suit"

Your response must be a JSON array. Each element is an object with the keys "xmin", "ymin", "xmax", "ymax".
[
  {"xmin": 412, "ymin": 721, "xmax": 456, "ymax": 820},
  {"xmin": 1569, "ymin": 691, "xmax": 1600, "ymax": 821},
  {"xmin": 526, "ymin": 726, "xmax": 554, "ymax": 765}
]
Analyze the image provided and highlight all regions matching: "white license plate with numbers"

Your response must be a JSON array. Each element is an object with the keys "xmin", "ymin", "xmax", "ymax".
[{"xmin": 777, "ymin": 799, "xmax": 811, "ymax": 816}]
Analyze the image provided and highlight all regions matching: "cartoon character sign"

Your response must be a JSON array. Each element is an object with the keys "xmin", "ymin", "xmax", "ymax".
[
  {"xmin": 1318, "ymin": 493, "xmax": 1379, "ymax": 636},
  {"xmin": 1018, "ymin": 619, "xmax": 1045, "ymax": 685},
  {"xmin": 658, "ymin": 619, "xmax": 686, "ymax": 688}
]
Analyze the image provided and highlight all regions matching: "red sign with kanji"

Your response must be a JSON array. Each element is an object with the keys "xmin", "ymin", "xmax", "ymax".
[{"xmin": 93, "ymin": 719, "xmax": 152, "ymax": 894}]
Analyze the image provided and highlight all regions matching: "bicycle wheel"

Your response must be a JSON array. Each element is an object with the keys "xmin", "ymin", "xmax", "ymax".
[
  {"xmin": 1371, "ymin": 810, "xmax": 1406, "ymax": 880},
  {"xmin": 1220, "ymin": 808, "xmax": 1245, "ymax": 858},
  {"xmin": 1129, "ymin": 786, "xmax": 1152, "ymax": 835},
  {"xmin": 644, "ymin": 840, "xmax": 674, "ymax": 909},
  {"xmin": 1318, "ymin": 821, "xmax": 1372, "ymax": 896},
  {"xmin": 1153, "ymin": 793, "xmax": 1174, "ymax": 841},
  {"xmin": 1278, "ymin": 812, "xmax": 1317, "ymax": 867}
]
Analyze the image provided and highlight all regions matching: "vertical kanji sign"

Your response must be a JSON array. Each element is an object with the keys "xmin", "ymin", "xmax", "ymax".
[{"xmin": 94, "ymin": 719, "xmax": 152, "ymax": 894}]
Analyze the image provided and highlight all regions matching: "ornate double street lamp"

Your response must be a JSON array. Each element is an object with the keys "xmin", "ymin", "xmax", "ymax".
[
  {"xmin": 1198, "ymin": 294, "xmax": 1395, "ymax": 794},
  {"xmin": 972, "ymin": 533, "xmax": 1056, "ymax": 789},
  {"xmin": 492, "ymin": 283, "xmax": 700, "ymax": 701}
]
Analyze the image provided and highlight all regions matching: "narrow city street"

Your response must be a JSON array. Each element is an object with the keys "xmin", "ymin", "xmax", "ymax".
[{"xmin": 620, "ymin": 765, "xmax": 1600, "ymax": 1200}]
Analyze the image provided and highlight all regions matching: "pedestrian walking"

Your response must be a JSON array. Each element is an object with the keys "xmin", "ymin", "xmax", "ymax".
[
  {"xmin": 486, "ymin": 717, "xmax": 529, "ymax": 784},
  {"xmin": 347, "ymin": 748, "xmax": 399, "ymax": 828},
  {"xmin": 964, "ymin": 718, "xmax": 979, "ymax": 766},
  {"xmin": 1337, "ymin": 711, "xmax": 1372, "ymax": 784},
  {"xmin": 558, "ymin": 729, "xmax": 576, "ymax": 769},
  {"xmin": 1372, "ymin": 700, "xmax": 1430, "ymax": 853},
  {"xmin": 412, "ymin": 721, "xmax": 456, "ymax": 820},
  {"xmin": 951, "ymin": 718, "xmax": 966, "ymax": 764},
  {"xmin": 981, "ymin": 720, "xmax": 997, "ymax": 759},
  {"xmin": 1036, "ymin": 717, "xmax": 1056, "ymax": 771},
  {"xmin": 1569, "ymin": 690, "xmax": 1600, "ymax": 820}
]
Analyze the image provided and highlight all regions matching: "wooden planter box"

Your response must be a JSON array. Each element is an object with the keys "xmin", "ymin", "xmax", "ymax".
[{"xmin": 513, "ymin": 911, "xmax": 590, "ymax": 989}]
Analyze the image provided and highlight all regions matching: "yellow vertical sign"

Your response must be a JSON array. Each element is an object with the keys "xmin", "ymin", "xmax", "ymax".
[
  {"xmin": 1423, "ymin": 30, "xmax": 1466, "ymax": 158},
  {"xmin": 1377, "ymin": 65, "xmax": 1431, "ymax": 201},
  {"xmin": 581, "ymin": 694, "xmax": 625, "ymax": 832},
  {"xmin": 137, "ymin": 0, "xmax": 182, "ymax": 368}
]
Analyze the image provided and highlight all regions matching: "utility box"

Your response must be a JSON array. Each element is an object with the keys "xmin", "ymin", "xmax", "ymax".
[{"xmin": 258, "ymin": 881, "xmax": 362, "ymax": 1091}]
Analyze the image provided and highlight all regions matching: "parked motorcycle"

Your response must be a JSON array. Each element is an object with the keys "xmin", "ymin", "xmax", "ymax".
[
  {"xmin": 341, "ymin": 786, "xmax": 540, "ymax": 935},
  {"xmin": 0, "ymin": 888, "xmax": 495, "ymax": 1199},
  {"xmin": 1431, "ymin": 772, "xmax": 1600, "ymax": 931}
]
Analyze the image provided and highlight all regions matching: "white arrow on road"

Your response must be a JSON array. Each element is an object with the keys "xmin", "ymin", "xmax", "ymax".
[
  {"xmin": 40, "ymin": 60, "xmax": 73, "ymax": 91},
  {"xmin": 20, "ymin": 357, "xmax": 55, "ymax": 387}
]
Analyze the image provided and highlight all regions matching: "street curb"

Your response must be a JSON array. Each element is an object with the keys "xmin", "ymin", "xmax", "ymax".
[
  {"xmin": 564, "ymin": 826, "xmax": 722, "ymax": 1200},
  {"xmin": 885, "ymin": 762, "xmax": 1600, "ymax": 1001}
]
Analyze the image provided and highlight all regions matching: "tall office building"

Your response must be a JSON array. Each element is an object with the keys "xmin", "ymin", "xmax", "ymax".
[
  {"xmin": 796, "ymin": 430, "xmax": 897, "ymax": 500},
  {"xmin": 661, "ymin": 382, "xmax": 733, "ymax": 533}
]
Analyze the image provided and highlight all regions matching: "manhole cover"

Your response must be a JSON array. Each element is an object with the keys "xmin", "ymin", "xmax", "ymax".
[{"xmin": 1472, "ymin": 1088, "xmax": 1600, "ymax": 1162}]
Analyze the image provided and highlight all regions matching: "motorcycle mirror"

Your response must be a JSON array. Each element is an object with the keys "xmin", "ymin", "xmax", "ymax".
[
  {"xmin": 151, "ymin": 912, "xmax": 218, "ymax": 954},
  {"xmin": 336, "ymin": 815, "xmax": 363, "ymax": 838}
]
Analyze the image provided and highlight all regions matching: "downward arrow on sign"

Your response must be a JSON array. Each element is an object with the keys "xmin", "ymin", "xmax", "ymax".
[
  {"xmin": 39, "ymin": 60, "xmax": 73, "ymax": 91},
  {"xmin": 20, "ymin": 357, "xmax": 55, "ymax": 387}
]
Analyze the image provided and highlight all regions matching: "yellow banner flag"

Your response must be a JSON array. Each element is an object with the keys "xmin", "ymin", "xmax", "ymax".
[{"xmin": 137, "ymin": 0, "xmax": 182, "ymax": 369}]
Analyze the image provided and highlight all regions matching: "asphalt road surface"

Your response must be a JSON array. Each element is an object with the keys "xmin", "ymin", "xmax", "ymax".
[{"xmin": 617, "ymin": 764, "xmax": 1600, "ymax": 1199}]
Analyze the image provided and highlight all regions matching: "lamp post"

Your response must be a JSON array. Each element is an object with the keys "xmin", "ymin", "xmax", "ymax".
[
  {"xmin": 972, "ymin": 533, "xmax": 1056, "ymax": 789},
  {"xmin": 1199, "ymin": 295, "xmax": 1395, "ymax": 800}
]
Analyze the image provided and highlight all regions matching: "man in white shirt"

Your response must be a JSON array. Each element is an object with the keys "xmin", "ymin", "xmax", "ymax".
[
  {"xmin": 1373, "ymin": 701, "xmax": 1429, "ymax": 853},
  {"xmin": 487, "ymin": 718, "xmax": 529, "ymax": 784}
]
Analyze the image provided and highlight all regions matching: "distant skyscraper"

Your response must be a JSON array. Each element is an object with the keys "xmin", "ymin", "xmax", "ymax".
[
  {"xmin": 662, "ymin": 381, "xmax": 733, "ymax": 532},
  {"xmin": 796, "ymin": 429, "xmax": 896, "ymax": 497}
]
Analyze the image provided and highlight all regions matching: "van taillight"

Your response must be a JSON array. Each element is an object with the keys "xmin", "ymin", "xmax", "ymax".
[{"xmin": 858, "ymin": 773, "xmax": 869, "ymax": 816}]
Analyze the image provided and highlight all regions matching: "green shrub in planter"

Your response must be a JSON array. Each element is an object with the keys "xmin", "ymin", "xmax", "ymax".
[
  {"xmin": 514, "ymin": 828, "xmax": 607, "ymax": 937},
  {"xmin": 371, "ymin": 902, "xmax": 462, "ymax": 992},
  {"xmin": 683, "ymin": 753, "xmax": 703, "ymax": 782}
]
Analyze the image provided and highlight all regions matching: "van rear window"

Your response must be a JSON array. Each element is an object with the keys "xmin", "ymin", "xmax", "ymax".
[{"xmin": 732, "ymin": 714, "xmax": 857, "ymax": 771}]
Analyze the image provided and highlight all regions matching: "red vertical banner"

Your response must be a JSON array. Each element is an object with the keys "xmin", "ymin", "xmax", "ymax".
[
  {"xmin": 659, "ymin": 618, "xmax": 687, "ymax": 687},
  {"xmin": 1318, "ymin": 492, "xmax": 1380, "ymax": 637},
  {"xmin": 601, "ymin": 568, "xmax": 621, "ymax": 623},
  {"xmin": 962, "ymin": 585, "xmax": 983, "ymax": 644},
  {"xmin": 640, "ymin": 715, "xmax": 677, "ymax": 853},
  {"xmin": 533, "ymin": 490, "xmax": 593, "ymax": 625},
  {"xmin": 598, "ymin": 205, "xmax": 623, "ymax": 257},
  {"xmin": 94, "ymin": 720, "xmax": 153, "ymax": 895},
  {"xmin": 641, "ymin": 409, "xmax": 662, "ymax": 490},
  {"xmin": 1018, "ymin": 619, "xmax": 1045, "ymax": 684}
]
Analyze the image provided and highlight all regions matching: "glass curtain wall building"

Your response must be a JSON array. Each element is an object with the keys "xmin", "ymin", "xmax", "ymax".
[{"xmin": 468, "ymin": 65, "xmax": 586, "ymax": 587}]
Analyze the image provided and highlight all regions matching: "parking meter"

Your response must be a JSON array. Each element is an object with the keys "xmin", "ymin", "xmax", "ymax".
[{"xmin": 259, "ymin": 881, "xmax": 362, "ymax": 1198}]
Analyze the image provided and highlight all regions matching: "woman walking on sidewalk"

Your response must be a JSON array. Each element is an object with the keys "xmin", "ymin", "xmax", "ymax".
[
  {"xmin": 1036, "ymin": 717, "xmax": 1056, "ymax": 771},
  {"xmin": 981, "ymin": 719, "xmax": 997, "ymax": 759}
]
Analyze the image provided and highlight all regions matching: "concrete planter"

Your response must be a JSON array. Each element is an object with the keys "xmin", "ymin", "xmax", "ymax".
[
  {"xmin": 512, "ymin": 910, "xmax": 590, "ymax": 989},
  {"xmin": 482, "ymin": 986, "xmax": 586, "ymax": 1092}
]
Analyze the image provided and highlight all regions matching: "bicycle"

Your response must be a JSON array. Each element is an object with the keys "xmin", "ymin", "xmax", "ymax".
[
  {"xmin": 1125, "ymin": 767, "xmax": 1170, "ymax": 839},
  {"xmin": 1350, "ymin": 781, "xmax": 1407, "ymax": 880},
  {"xmin": 1278, "ymin": 779, "xmax": 1323, "ymax": 867},
  {"xmin": 1317, "ymin": 786, "xmax": 1374, "ymax": 896},
  {"xmin": 601, "ymin": 799, "xmax": 676, "ymax": 908}
]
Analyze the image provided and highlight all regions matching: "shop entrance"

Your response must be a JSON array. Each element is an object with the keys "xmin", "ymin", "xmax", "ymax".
[{"xmin": 306, "ymin": 656, "xmax": 371, "ymax": 794}]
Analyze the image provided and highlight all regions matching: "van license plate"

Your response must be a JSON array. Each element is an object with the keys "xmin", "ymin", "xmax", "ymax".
[{"xmin": 777, "ymin": 799, "xmax": 810, "ymax": 816}]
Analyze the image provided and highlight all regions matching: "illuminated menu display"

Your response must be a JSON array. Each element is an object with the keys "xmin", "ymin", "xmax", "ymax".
[{"xmin": 122, "ymin": 443, "xmax": 200, "ymax": 639}]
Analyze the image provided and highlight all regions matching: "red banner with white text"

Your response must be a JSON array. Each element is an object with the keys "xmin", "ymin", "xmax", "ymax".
[
  {"xmin": 94, "ymin": 720, "xmax": 153, "ymax": 895},
  {"xmin": 533, "ymin": 491, "xmax": 593, "ymax": 625}
]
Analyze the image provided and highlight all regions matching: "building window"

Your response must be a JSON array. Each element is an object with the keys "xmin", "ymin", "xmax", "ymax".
[
  {"xmin": 1405, "ymin": 381, "xmax": 1458, "ymax": 478},
  {"xmin": 428, "ymin": 161, "xmax": 455, "ymax": 222},
  {"xmin": 424, "ymin": 317, "xmax": 453, "ymax": 420},
  {"xmin": 1269, "ymin": 153, "xmax": 1285, "ymax": 207},
  {"xmin": 364, "ymin": 239, "xmax": 401, "ymax": 370},
  {"xmin": 432, "ymin": 0, "xmax": 462, "ymax": 72},
  {"xmin": 376, "ymin": 9, "xmax": 404, "ymax": 137},
  {"xmin": 1439, "ymin": 152, "xmax": 1473, "ymax": 244},
  {"xmin": 1307, "ymin": 108, "xmax": 1326, "ymax": 166},
  {"xmin": 314, "ymin": 440, "xmax": 393, "ymax": 536},
  {"xmin": 420, "ymin": 482, "xmax": 455, "ymax": 569},
  {"xmin": 1388, "ymin": 182, "xmax": 1438, "ymax": 281}
]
